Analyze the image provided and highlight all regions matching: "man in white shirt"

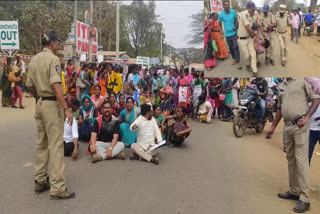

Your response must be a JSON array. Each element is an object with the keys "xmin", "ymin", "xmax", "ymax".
[
  {"xmin": 308, "ymin": 104, "xmax": 320, "ymax": 165},
  {"xmin": 63, "ymin": 117, "xmax": 79, "ymax": 159},
  {"xmin": 130, "ymin": 104, "xmax": 162, "ymax": 164}
]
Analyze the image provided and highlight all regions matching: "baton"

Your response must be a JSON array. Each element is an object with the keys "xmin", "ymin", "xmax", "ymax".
[{"xmin": 271, "ymin": 116, "xmax": 320, "ymax": 136}]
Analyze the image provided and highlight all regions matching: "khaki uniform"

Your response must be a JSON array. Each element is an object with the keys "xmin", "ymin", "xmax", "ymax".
[
  {"xmin": 278, "ymin": 79, "xmax": 320, "ymax": 203},
  {"xmin": 238, "ymin": 10, "xmax": 257, "ymax": 73},
  {"xmin": 275, "ymin": 13, "xmax": 291, "ymax": 61},
  {"xmin": 26, "ymin": 48, "xmax": 65, "ymax": 195},
  {"xmin": 260, "ymin": 13, "xmax": 275, "ymax": 60}
]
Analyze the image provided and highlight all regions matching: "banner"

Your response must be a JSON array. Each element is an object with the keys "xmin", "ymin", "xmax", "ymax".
[
  {"xmin": 76, "ymin": 20, "xmax": 98, "ymax": 55},
  {"xmin": 210, "ymin": 0, "xmax": 223, "ymax": 13}
]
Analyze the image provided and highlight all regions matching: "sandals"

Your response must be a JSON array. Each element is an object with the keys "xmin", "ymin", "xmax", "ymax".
[{"xmin": 130, "ymin": 153, "xmax": 139, "ymax": 160}]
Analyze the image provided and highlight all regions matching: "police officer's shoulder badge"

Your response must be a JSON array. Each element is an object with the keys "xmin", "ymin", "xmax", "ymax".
[
  {"xmin": 246, "ymin": 14, "xmax": 249, "ymax": 19},
  {"xmin": 55, "ymin": 65, "xmax": 61, "ymax": 75}
]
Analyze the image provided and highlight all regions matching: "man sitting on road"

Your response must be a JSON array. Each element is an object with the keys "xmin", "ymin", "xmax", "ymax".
[
  {"xmin": 90, "ymin": 101, "xmax": 125, "ymax": 163},
  {"xmin": 130, "ymin": 104, "xmax": 163, "ymax": 165}
]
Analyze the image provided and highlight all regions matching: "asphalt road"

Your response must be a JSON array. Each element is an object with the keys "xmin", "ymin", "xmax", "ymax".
[
  {"xmin": 1, "ymin": 97, "xmax": 320, "ymax": 214},
  {"xmin": 205, "ymin": 33, "xmax": 320, "ymax": 78}
]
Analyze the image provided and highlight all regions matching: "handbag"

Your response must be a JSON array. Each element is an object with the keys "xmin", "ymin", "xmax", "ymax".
[
  {"xmin": 123, "ymin": 82, "xmax": 135, "ymax": 96},
  {"xmin": 8, "ymin": 72, "xmax": 21, "ymax": 82},
  {"xmin": 219, "ymin": 94, "xmax": 226, "ymax": 101},
  {"xmin": 212, "ymin": 40, "xmax": 218, "ymax": 52}
]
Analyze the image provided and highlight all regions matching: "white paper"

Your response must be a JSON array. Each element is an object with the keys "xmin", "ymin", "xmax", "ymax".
[{"xmin": 150, "ymin": 140, "xmax": 166, "ymax": 151}]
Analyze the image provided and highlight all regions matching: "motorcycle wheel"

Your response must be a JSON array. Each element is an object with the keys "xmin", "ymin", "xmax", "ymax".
[
  {"xmin": 233, "ymin": 112, "xmax": 247, "ymax": 138},
  {"xmin": 256, "ymin": 121, "xmax": 266, "ymax": 133}
]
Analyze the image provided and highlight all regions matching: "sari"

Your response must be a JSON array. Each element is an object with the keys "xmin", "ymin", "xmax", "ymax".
[
  {"xmin": 78, "ymin": 95, "xmax": 96, "ymax": 141},
  {"xmin": 204, "ymin": 21, "xmax": 216, "ymax": 69},
  {"xmin": 79, "ymin": 71, "xmax": 90, "ymax": 100},
  {"xmin": 210, "ymin": 20, "xmax": 229, "ymax": 59},
  {"xmin": 119, "ymin": 107, "xmax": 140, "ymax": 146},
  {"xmin": 1, "ymin": 65, "xmax": 12, "ymax": 106}
]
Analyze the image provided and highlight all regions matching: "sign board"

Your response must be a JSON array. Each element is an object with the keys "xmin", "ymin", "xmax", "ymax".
[
  {"xmin": 210, "ymin": 0, "xmax": 223, "ymax": 13},
  {"xmin": 149, "ymin": 58, "xmax": 160, "ymax": 65},
  {"xmin": 0, "ymin": 21, "xmax": 19, "ymax": 55},
  {"xmin": 76, "ymin": 20, "xmax": 98, "ymax": 55},
  {"xmin": 136, "ymin": 56, "xmax": 149, "ymax": 65}
]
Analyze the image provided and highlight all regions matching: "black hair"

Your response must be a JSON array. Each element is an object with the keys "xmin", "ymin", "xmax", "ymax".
[
  {"xmin": 153, "ymin": 89, "xmax": 160, "ymax": 94},
  {"xmin": 102, "ymin": 100, "xmax": 111, "ymax": 108},
  {"xmin": 198, "ymin": 94, "xmax": 206, "ymax": 102},
  {"xmin": 178, "ymin": 106, "xmax": 186, "ymax": 114},
  {"xmin": 141, "ymin": 104, "xmax": 151, "ymax": 116},
  {"xmin": 119, "ymin": 93, "xmax": 125, "ymax": 99},
  {"xmin": 114, "ymin": 64, "xmax": 121, "ymax": 73},
  {"xmin": 67, "ymin": 59, "xmax": 72, "ymax": 65},
  {"xmin": 126, "ymin": 64, "xmax": 138, "ymax": 81},
  {"xmin": 71, "ymin": 98, "xmax": 80, "ymax": 107},
  {"xmin": 94, "ymin": 85, "xmax": 101, "ymax": 90},
  {"xmin": 109, "ymin": 91, "xmax": 117, "ymax": 98},
  {"xmin": 264, "ymin": 38, "xmax": 270, "ymax": 49},
  {"xmin": 184, "ymin": 67, "xmax": 189, "ymax": 74},
  {"xmin": 126, "ymin": 97, "xmax": 134, "ymax": 103},
  {"xmin": 153, "ymin": 104, "xmax": 160, "ymax": 111},
  {"xmin": 308, "ymin": 9, "xmax": 311, "ymax": 13},
  {"xmin": 252, "ymin": 23, "xmax": 259, "ymax": 31},
  {"xmin": 60, "ymin": 63, "xmax": 65, "ymax": 70}
]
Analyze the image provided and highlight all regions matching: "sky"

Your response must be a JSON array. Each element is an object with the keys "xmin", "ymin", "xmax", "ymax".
[{"xmin": 155, "ymin": 1, "xmax": 203, "ymax": 49}]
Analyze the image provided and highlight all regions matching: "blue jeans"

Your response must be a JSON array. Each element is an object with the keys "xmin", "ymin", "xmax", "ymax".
[
  {"xmin": 226, "ymin": 34, "xmax": 240, "ymax": 63},
  {"xmin": 258, "ymin": 99, "xmax": 266, "ymax": 121},
  {"xmin": 308, "ymin": 130, "xmax": 320, "ymax": 165}
]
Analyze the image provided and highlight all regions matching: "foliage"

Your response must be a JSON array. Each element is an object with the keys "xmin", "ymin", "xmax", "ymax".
[{"xmin": 187, "ymin": 9, "xmax": 204, "ymax": 47}]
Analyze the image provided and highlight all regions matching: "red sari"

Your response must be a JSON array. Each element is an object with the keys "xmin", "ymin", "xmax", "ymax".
[{"xmin": 210, "ymin": 20, "xmax": 229, "ymax": 59}]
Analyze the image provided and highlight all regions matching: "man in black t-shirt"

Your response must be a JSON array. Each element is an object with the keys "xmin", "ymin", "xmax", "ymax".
[
  {"xmin": 90, "ymin": 101, "xmax": 125, "ymax": 163},
  {"xmin": 251, "ymin": 78, "xmax": 268, "ymax": 121}
]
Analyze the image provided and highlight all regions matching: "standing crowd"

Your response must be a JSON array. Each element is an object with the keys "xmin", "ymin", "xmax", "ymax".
[{"xmin": 205, "ymin": 1, "xmax": 314, "ymax": 72}]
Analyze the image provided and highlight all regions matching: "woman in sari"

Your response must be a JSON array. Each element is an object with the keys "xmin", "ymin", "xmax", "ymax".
[
  {"xmin": 78, "ymin": 95, "xmax": 98, "ymax": 141},
  {"xmin": 159, "ymin": 87, "xmax": 175, "ymax": 116},
  {"xmin": 204, "ymin": 14, "xmax": 216, "ymax": 70},
  {"xmin": 119, "ymin": 97, "xmax": 140, "ymax": 147},
  {"xmin": 1, "ymin": 57, "xmax": 12, "ymax": 107},
  {"xmin": 118, "ymin": 93, "xmax": 126, "ymax": 113},
  {"xmin": 79, "ymin": 64, "xmax": 91, "ymax": 101},
  {"xmin": 221, "ymin": 78, "xmax": 234, "ymax": 121},
  {"xmin": 109, "ymin": 91, "xmax": 120, "ymax": 117},
  {"xmin": 91, "ymin": 85, "xmax": 105, "ymax": 112},
  {"xmin": 210, "ymin": 13, "xmax": 229, "ymax": 59},
  {"xmin": 97, "ymin": 62, "xmax": 108, "ymax": 97}
]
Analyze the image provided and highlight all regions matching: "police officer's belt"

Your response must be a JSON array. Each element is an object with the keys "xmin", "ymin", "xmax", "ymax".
[
  {"xmin": 41, "ymin": 96, "xmax": 57, "ymax": 101},
  {"xmin": 278, "ymin": 31, "xmax": 287, "ymax": 34},
  {"xmin": 284, "ymin": 116, "xmax": 304, "ymax": 126},
  {"xmin": 239, "ymin": 36, "xmax": 249, "ymax": 40}
]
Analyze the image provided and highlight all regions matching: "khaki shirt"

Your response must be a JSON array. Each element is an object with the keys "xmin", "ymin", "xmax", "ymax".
[
  {"xmin": 278, "ymin": 78, "xmax": 320, "ymax": 121},
  {"xmin": 274, "ymin": 13, "xmax": 291, "ymax": 33},
  {"xmin": 26, "ymin": 48, "xmax": 61, "ymax": 97},
  {"xmin": 260, "ymin": 13, "xmax": 274, "ymax": 32},
  {"xmin": 238, "ymin": 10, "xmax": 252, "ymax": 37}
]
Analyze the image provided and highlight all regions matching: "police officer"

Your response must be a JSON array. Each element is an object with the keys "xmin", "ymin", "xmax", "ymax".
[
  {"xmin": 238, "ymin": 2, "xmax": 258, "ymax": 73},
  {"xmin": 267, "ymin": 79, "xmax": 320, "ymax": 213},
  {"xmin": 26, "ymin": 30, "xmax": 76, "ymax": 200},
  {"xmin": 273, "ymin": 5, "xmax": 294, "ymax": 67},
  {"xmin": 260, "ymin": 4, "xmax": 275, "ymax": 65}
]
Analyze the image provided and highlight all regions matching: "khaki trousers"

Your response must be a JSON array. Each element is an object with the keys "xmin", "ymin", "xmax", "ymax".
[
  {"xmin": 34, "ymin": 99, "xmax": 65, "ymax": 195},
  {"xmin": 266, "ymin": 32, "xmax": 275, "ymax": 60},
  {"xmin": 131, "ymin": 143, "xmax": 160, "ymax": 162},
  {"xmin": 284, "ymin": 124, "xmax": 310, "ymax": 203},
  {"xmin": 238, "ymin": 38, "xmax": 257, "ymax": 73},
  {"xmin": 278, "ymin": 33, "xmax": 288, "ymax": 61}
]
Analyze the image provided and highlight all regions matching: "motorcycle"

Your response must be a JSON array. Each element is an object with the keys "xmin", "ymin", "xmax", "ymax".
[
  {"xmin": 233, "ymin": 85, "xmax": 274, "ymax": 138},
  {"xmin": 304, "ymin": 18, "xmax": 315, "ymax": 36}
]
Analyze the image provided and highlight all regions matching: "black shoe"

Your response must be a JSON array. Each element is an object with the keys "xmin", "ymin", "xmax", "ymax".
[
  {"xmin": 278, "ymin": 191, "xmax": 299, "ymax": 201},
  {"xmin": 19, "ymin": 106, "xmax": 25, "ymax": 109},
  {"xmin": 34, "ymin": 177, "xmax": 50, "ymax": 194},
  {"xmin": 293, "ymin": 200, "xmax": 310, "ymax": 213},
  {"xmin": 11, "ymin": 106, "xmax": 18, "ymax": 108}
]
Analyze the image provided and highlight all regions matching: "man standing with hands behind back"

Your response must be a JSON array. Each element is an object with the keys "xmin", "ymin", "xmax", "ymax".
[
  {"xmin": 266, "ymin": 78, "xmax": 320, "ymax": 213},
  {"xmin": 26, "ymin": 29, "xmax": 75, "ymax": 200}
]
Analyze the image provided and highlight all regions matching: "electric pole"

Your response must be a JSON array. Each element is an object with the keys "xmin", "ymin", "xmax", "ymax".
[
  {"xmin": 73, "ymin": 0, "xmax": 77, "ymax": 72},
  {"xmin": 160, "ymin": 25, "xmax": 163, "ymax": 63},
  {"xmin": 88, "ymin": 0, "xmax": 93, "ymax": 62},
  {"xmin": 116, "ymin": 0, "xmax": 120, "ymax": 60}
]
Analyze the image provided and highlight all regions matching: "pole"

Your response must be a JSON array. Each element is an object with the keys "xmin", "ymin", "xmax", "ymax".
[
  {"xmin": 73, "ymin": 0, "xmax": 77, "ymax": 73},
  {"xmin": 160, "ymin": 25, "xmax": 163, "ymax": 63},
  {"xmin": 116, "ymin": 0, "xmax": 120, "ymax": 60},
  {"xmin": 89, "ymin": 0, "xmax": 93, "ymax": 62},
  {"xmin": 169, "ymin": 41, "xmax": 171, "ymax": 65}
]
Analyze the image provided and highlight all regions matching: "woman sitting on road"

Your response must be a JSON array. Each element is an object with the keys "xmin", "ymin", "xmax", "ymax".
[
  {"xmin": 197, "ymin": 94, "xmax": 214, "ymax": 123},
  {"xmin": 109, "ymin": 91, "xmax": 121, "ymax": 117},
  {"xmin": 91, "ymin": 85, "xmax": 105, "ymax": 113},
  {"xmin": 78, "ymin": 95, "xmax": 98, "ymax": 141},
  {"xmin": 119, "ymin": 97, "xmax": 140, "ymax": 147},
  {"xmin": 63, "ymin": 117, "xmax": 79, "ymax": 159},
  {"xmin": 161, "ymin": 106, "xmax": 192, "ymax": 147}
]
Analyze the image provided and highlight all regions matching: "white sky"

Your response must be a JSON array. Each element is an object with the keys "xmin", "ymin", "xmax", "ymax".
[
  {"xmin": 155, "ymin": 1, "xmax": 203, "ymax": 49},
  {"xmin": 252, "ymin": 0, "xmax": 311, "ymax": 7}
]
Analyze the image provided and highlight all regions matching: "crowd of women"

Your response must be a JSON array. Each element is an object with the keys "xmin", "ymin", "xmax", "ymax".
[{"xmin": 56, "ymin": 61, "xmax": 218, "ymax": 154}]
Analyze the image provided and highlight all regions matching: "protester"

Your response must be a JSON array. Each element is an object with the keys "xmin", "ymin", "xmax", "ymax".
[
  {"xmin": 11, "ymin": 62, "xmax": 24, "ymax": 109},
  {"xmin": 161, "ymin": 106, "xmax": 192, "ymax": 147},
  {"xmin": 78, "ymin": 95, "xmax": 97, "ymax": 141},
  {"xmin": 63, "ymin": 117, "xmax": 78, "ymax": 159},
  {"xmin": 210, "ymin": 12, "xmax": 229, "ymax": 60},
  {"xmin": 130, "ymin": 104, "xmax": 163, "ymax": 164},
  {"xmin": 308, "ymin": 104, "xmax": 320, "ymax": 165},
  {"xmin": 197, "ymin": 94, "xmax": 213, "ymax": 123},
  {"xmin": 291, "ymin": 10, "xmax": 301, "ymax": 44},
  {"xmin": 90, "ymin": 101, "xmax": 125, "ymax": 163},
  {"xmin": 204, "ymin": 14, "xmax": 216, "ymax": 70},
  {"xmin": 1, "ymin": 57, "xmax": 12, "ymax": 107},
  {"xmin": 119, "ymin": 97, "xmax": 140, "ymax": 147},
  {"xmin": 109, "ymin": 91, "xmax": 120, "ymax": 117},
  {"xmin": 91, "ymin": 85, "xmax": 104, "ymax": 112}
]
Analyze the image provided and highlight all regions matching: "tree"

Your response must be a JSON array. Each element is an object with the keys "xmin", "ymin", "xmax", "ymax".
[
  {"xmin": 310, "ymin": 0, "xmax": 318, "ymax": 14},
  {"xmin": 187, "ymin": 9, "xmax": 204, "ymax": 47}
]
